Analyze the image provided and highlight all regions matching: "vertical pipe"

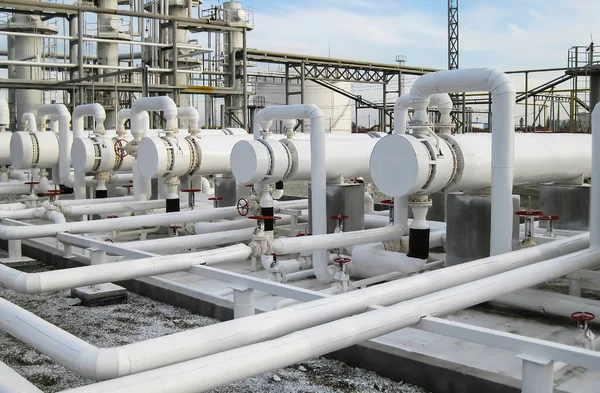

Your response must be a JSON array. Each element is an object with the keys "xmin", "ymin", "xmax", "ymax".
[
  {"xmin": 300, "ymin": 62, "xmax": 305, "ymax": 133},
  {"xmin": 524, "ymin": 72, "xmax": 529, "ymax": 132},
  {"xmin": 382, "ymin": 82, "xmax": 387, "ymax": 132},
  {"xmin": 591, "ymin": 104, "xmax": 600, "ymax": 247},
  {"xmin": 77, "ymin": 11, "xmax": 84, "ymax": 105},
  {"xmin": 242, "ymin": 27, "xmax": 248, "ymax": 131}
]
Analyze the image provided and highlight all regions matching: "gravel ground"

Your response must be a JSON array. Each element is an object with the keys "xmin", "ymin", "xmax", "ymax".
[{"xmin": 0, "ymin": 264, "xmax": 428, "ymax": 393}]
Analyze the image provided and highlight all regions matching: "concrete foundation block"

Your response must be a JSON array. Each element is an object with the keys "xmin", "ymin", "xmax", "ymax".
[
  {"xmin": 309, "ymin": 183, "xmax": 365, "ymax": 234},
  {"xmin": 539, "ymin": 184, "xmax": 590, "ymax": 231},
  {"xmin": 71, "ymin": 283, "xmax": 128, "ymax": 307},
  {"xmin": 446, "ymin": 193, "xmax": 520, "ymax": 266}
]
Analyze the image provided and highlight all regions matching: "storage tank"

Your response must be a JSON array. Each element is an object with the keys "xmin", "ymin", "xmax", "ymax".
[{"xmin": 255, "ymin": 78, "xmax": 353, "ymax": 133}]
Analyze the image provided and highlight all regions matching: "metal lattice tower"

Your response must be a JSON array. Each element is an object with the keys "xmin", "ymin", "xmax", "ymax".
[{"xmin": 448, "ymin": 0, "xmax": 459, "ymax": 70}]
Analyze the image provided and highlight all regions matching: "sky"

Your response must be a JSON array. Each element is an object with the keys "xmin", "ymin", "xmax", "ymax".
[{"xmin": 199, "ymin": 0, "xmax": 600, "ymax": 126}]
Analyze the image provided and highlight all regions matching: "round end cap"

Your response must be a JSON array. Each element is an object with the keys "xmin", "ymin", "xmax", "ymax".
[
  {"xmin": 71, "ymin": 137, "xmax": 96, "ymax": 173},
  {"xmin": 230, "ymin": 140, "xmax": 271, "ymax": 184},
  {"xmin": 10, "ymin": 131, "xmax": 33, "ymax": 169},
  {"xmin": 369, "ymin": 134, "xmax": 430, "ymax": 197},
  {"xmin": 137, "ymin": 137, "xmax": 168, "ymax": 179}
]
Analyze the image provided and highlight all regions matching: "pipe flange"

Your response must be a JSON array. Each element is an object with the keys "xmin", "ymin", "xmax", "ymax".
[
  {"xmin": 165, "ymin": 176, "xmax": 181, "ymax": 187},
  {"xmin": 95, "ymin": 172, "xmax": 111, "ymax": 182},
  {"xmin": 408, "ymin": 198, "xmax": 432, "ymax": 208}
]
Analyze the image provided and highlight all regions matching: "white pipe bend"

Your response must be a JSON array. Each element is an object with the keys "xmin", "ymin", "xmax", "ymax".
[
  {"xmin": 37, "ymin": 104, "xmax": 72, "ymax": 187},
  {"xmin": 177, "ymin": 106, "xmax": 200, "ymax": 131},
  {"xmin": 21, "ymin": 112, "xmax": 37, "ymax": 132},
  {"xmin": 409, "ymin": 68, "xmax": 516, "ymax": 255}
]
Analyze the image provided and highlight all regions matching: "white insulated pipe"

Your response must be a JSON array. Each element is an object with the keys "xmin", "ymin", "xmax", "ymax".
[
  {"xmin": 251, "ymin": 105, "xmax": 331, "ymax": 282},
  {"xmin": 409, "ymin": 68, "xmax": 516, "ymax": 255},
  {"xmin": 61, "ymin": 199, "xmax": 166, "ymax": 216},
  {"xmin": 0, "ymin": 234, "xmax": 586, "ymax": 383},
  {"xmin": 0, "ymin": 244, "xmax": 251, "ymax": 294},
  {"xmin": 272, "ymin": 226, "xmax": 403, "ymax": 255},
  {"xmin": 0, "ymin": 360, "xmax": 43, "ymax": 393},
  {"xmin": 72, "ymin": 104, "xmax": 107, "ymax": 198},
  {"xmin": 21, "ymin": 112, "xmax": 37, "ymax": 132},
  {"xmin": 591, "ymin": 104, "xmax": 600, "ymax": 247},
  {"xmin": 0, "ymin": 199, "xmax": 307, "ymax": 240},
  {"xmin": 177, "ymin": 106, "xmax": 200, "ymax": 131},
  {"xmin": 125, "ymin": 228, "xmax": 255, "ymax": 252},
  {"xmin": 37, "ymin": 104, "xmax": 72, "ymax": 187},
  {"xmin": 60, "ymin": 248, "xmax": 600, "ymax": 392},
  {"xmin": 0, "ymin": 98, "xmax": 9, "ymax": 126},
  {"xmin": 349, "ymin": 242, "xmax": 427, "ymax": 278}
]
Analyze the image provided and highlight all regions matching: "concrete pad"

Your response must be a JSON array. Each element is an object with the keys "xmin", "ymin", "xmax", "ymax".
[{"xmin": 71, "ymin": 283, "xmax": 128, "ymax": 307}]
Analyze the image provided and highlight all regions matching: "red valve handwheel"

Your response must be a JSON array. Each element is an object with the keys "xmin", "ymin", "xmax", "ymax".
[
  {"xmin": 515, "ymin": 210, "xmax": 545, "ymax": 217},
  {"xmin": 380, "ymin": 199, "xmax": 393, "ymax": 205},
  {"xmin": 181, "ymin": 188, "xmax": 201, "ymax": 193},
  {"xmin": 333, "ymin": 257, "xmax": 351, "ymax": 264},
  {"xmin": 540, "ymin": 215, "xmax": 560, "ymax": 221},
  {"xmin": 236, "ymin": 197, "xmax": 249, "ymax": 216},
  {"xmin": 114, "ymin": 139, "xmax": 129, "ymax": 158},
  {"xmin": 169, "ymin": 225, "xmax": 182, "ymax": 230},
  {"xmin": 24, "ymin": 181, "xmax": 40, "ymax": 185},
  {"xmin": 330, "ymin": 215, "xmax": 349, "ymax": 220},
  {"xmin": 208, "ymin": 197, "xmax": 224, "ymax": 201},
  {"xmin": 104, "ymin": 238, "xmax": 114, "ymax": 243},
  {"xmin": 571, "ymin": 311, "xmax": 595, "ymax": 322}
]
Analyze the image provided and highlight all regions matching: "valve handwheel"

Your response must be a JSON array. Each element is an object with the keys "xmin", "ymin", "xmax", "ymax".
[
  {"xmin": 236, "ymin": 197, "xmax": 249, "ymax": 216},
  {"xmin": 333, "ymin": 257, "xmax": 351, "ymax": 266},
  {"xmin": 104, "ymin": 238, "xmax": 114, "ymax": 243},
  {"xmin": 114, "ymin": 138, "xmax": 129, "ymax": 158},
  {"xmin": 571, "ymin": 311, "xmax": 595, "ymax": 322},
  {"xmin": 330, "ymin": 215, "xmax": 349, "ymax": 220},
  {"xmin": 380, "ymin": 199, "xmax": 393, "ymax": 205},
  {"xmin": 514, "ymin": 210, "xmax": 545, "ymax": 217}
]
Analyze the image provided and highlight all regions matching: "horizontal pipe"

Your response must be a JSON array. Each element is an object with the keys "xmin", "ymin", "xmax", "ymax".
[
  {"xmin": 26, "ymin": 234, "xmax": 587, "ymax": 382},
  {"xmin": 125, "ymin": 228, "xmax": 255, "ymax": 252},
  {"xmin": 62, "ymin": 200, "xmax": 166, "ymax": 216},
  {"xmin": 0, "ymin": 360, "xmax": 43, "ymax": 393},
  {"xmin": 61, "ymin": 247, "xmax": 600, "ymax": 392},
  {"xmin": 0, "ymin": 244, "xmax": 250, "ymax": 294},
  {"xmin": 272, "ymin": 226, "xmax": 403, "ymax": 254}
]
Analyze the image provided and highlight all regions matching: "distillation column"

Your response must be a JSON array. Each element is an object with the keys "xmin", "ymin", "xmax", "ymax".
[
  {"xmin": 96, "ymin": 0, "xmax": 125, "ymax": 129},
  {"xmin": 222, "ymin": 1, "xmax": 246, "ymax": 128},
  {"xmin": 0, "ymin": 11, "xmax": 58, "ymax": 129}
]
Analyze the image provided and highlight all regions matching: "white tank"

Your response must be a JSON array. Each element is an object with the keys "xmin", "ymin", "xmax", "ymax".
[{"xmin": 255, "ymin": 78, "xmax": 352, "ymax": 133}]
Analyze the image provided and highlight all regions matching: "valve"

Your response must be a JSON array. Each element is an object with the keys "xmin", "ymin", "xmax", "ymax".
[
  {"xmin": 208, "ymin": 196, "xmax": 223, "ymax": 208},
  {"xmin": 515, "ymin": 210, "xmax": 544, "ymax": 247},
  {"xmin": 114, "ymin": 138, "xmax": 129, "ymax": 158},
  {"xmin": 42, "ymin": 189, "xmax": 63, "ymax": 203},
  {"xmin": 181, "ymin": 188, "xmax": 201, "ymax": 210},
  {"xmin": 24, "ymin": 181, "xmax": 39, "ymax": 195},
  {"xmin": 122, "ymin": 181, "xmax": 134, "ymax": 196},
  {"xmin": 539, "ymin": 215, "xmax": 559, "ymax": 237},
  {"xmin": 236, "ymin": 197, "xmax": 249, "ymax": 216},
  {"xmin": 572, "ymin": 311, "xmax": 596, "ymax": 349},
  {"xmin": 380, "ymin": 199, "xmax": 394, "ymax": 223},
  {"xmin": 248, "ymin": 215, "xmax": 281, "ymax": 231},
  {"xmin": 169, "ymin": 224, "xmax": 182, "ymax": 237},
  {"xmin": 330, "ymin": 214, "xmax": 349, "ymax": 233}
]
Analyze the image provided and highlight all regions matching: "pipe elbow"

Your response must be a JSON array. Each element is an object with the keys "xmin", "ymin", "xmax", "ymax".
[
  {"xmin": 306, "ymin": 104, "xmax": 324, "ymax": 120},
  {"xmin": 78, "ymin": 347, "xmax": 131, "ymax": 381},
  {"xmin": 485, "ymin": 68, "xmax": 516, "ymax": 96},
  {"xmin": 13, "ymin": 272, "xmax": 41, "ymax": 294}
]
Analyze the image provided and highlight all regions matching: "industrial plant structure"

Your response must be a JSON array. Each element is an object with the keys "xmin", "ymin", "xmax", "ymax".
[{"xmin": 0, "ymin": 1, "xmax": 599, "ymax": 393}]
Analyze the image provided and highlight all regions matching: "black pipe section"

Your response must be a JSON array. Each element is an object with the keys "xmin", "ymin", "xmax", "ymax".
[
  {"xmin": 95, "ymin": 189, "xmax": 108, "ymax": 199},
  {"xmin": 275, "ymin": 181, "xmax": 284, "ymax": 191},
  {"xmin": 407, "ymin": 228, "xmax": 430, "ymax": 260},
  {"xmin": 262, "ymin": 206, "xmax": 274, "ymax": 231},
  {"xmin": 166, "ymin": 198, "xmax": 180, "ymax": 213},
  {"xmin": 59, "ymin": 184, "xmax": 73, "ymax": 195}
]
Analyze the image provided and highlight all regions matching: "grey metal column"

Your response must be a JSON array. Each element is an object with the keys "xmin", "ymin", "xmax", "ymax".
[
  {"xmin": 300, "ymin": 61, "xmax": 305, "ymax": 133},
  {"xmin": 525, "ymin": 72, "xmax": 529, "ymax": 132},
  {"xmin": 589, "ymin": 69, "xmax": 600, "ymax": 114},
  {"xmin": 242, "ymin": 27, "xmax": 248, "ymax": 130},
  {"xmin": 78, "ymin": 10, "xmax": 84, "ymax": 105},
  {"xmin": 382, "ymin": 82, "xmax": 387, "ymax": 132}
]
